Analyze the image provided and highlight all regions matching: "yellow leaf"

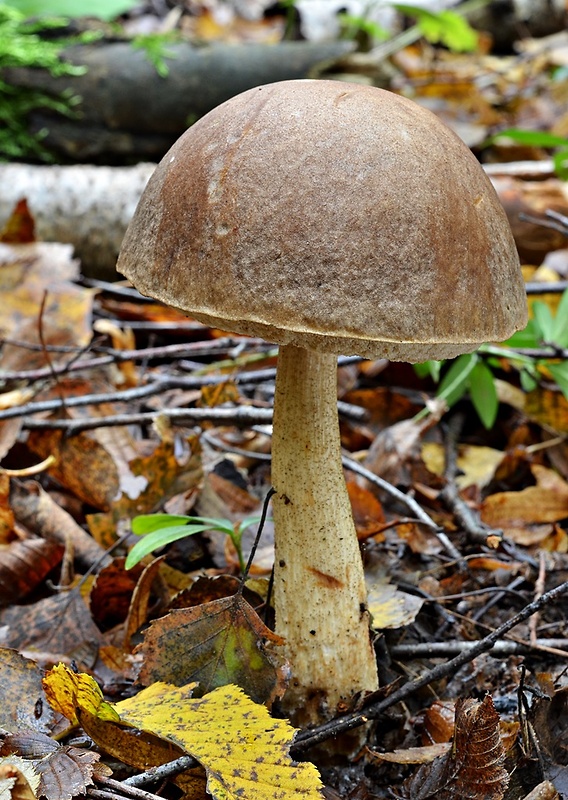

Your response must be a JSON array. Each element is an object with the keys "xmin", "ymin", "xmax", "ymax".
[
  {"xmin": 421, "ymin": 442, "xmax": 504, "ymax": 489},
  {"xmin": 366, "ymin": 577, "xmax": 424, "ymax": 630},
  {"xmin": 116, "ymin": 682, "xmax": 323, "ymax": 800},
  {"xmin": 42, "ymin": 664, "xmax": 120, "ymax": 727}
]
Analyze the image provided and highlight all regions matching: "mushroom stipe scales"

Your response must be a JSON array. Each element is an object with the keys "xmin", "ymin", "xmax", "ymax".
[{"xmin": 118, "ymin": 80, "xmax": 527, "ymax": 734}]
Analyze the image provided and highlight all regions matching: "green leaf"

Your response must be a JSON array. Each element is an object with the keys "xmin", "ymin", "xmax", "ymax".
[
  {"xmin": 490, "ymin": 128, "xmax": 568, "ymax": 148},
  {"xmin": 532, "ymin": 301, "xmax": 555, "ymax": 342},
  {"xmin": 552, "ymin": 148, "xmax": 568, "ymax": 180},
  {"xmin": 520, "ymin": 369, "xmax": 538, "ymax": 393},
  {"xmin": 414, "ymin": 359, "xmax": 443, "ymax": 382},
  {"xmin": 125, "ymin": 524, "xmax": 215, "ymax": 569},
  {"xmin": 551, "ymin": 288, "xmax": 568, "ymax": 346},
  {"xmin": 395, "ymin": 5, "xmax": 478, "ymax": 52},
  {"xmin": 504, "ymin": 320, "xmax": 541, "ymax": 348},
  {"xmin": 2, "ymin": 0, "xmax": 140, "ymax": 20},
  {"xmin": 548, "ymin": 362, "xmax": 568, "ymax": 401},
  {"xmin": 437, "ymin": 352, "xmax": 477, "ymax": 407},
  {"xmin": 469, "ymin": 360, "xmax": 499, "ymax": 429},
  {"xmin": 131, "ymin": 514, "xmax": 232, "ymax": 536}
]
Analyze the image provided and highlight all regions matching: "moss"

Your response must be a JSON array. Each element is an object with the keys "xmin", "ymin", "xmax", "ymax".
[{"xmin": 0, "ymin": 7, "xmax": 97, "ymax": 161}]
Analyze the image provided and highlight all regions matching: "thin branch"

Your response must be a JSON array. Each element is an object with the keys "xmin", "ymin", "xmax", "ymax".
[
  {"xmin": 123, "ymin": 756, "xmax": 199, "ymax": 788},
  {"xmin": 292, "ymin": 578, "xmax": 568, "ymax": 753},
  {"xmin": 389, "ymin": 639, "xmax": 568, "ymax": 658}
]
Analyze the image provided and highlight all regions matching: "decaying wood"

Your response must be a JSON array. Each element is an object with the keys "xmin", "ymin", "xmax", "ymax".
[{"xmin": 3, "ymin": 40, "xmax": 353, "ymax": 162}]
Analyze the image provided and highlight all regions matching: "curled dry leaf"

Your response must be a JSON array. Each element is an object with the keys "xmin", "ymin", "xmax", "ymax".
[
  {"xmin": 0, "ymin": 731, "xmax": 103, "ymax": 800},
  {"xmin": 0, "ymin": 756, "xmax": 40, "ymax": 800},
  {"xmin": 401, "ymin": 695, "xmax": 509, "ymax": 800}
]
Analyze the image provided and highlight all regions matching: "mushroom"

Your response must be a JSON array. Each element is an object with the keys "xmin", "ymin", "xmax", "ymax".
[{"xmin": 117, "ymin": 80, "xmax": 527, "ymax": 728}]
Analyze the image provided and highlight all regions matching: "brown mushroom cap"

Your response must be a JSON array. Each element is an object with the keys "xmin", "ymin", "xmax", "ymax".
[{"xmin": 117, "ymin": 79, "xmax": 527, "ymax": 361}]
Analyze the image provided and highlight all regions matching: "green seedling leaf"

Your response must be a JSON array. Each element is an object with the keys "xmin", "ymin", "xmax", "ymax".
[
  {"xmin": 437, "ymin": 352, "xmax": 477, "ymax": 407},
  {"xmin": 552, "ymin": 149, "xmax": 568, "ymax": 180},
  {"xmin": 551, "ymin": 288, "xmax": 568, "ymax": 346},
  {"xmin": 532, "ymin": 300, "xmax": 555, "ymax": 342},
  {"xmin": 414, "ymin": 360, "xmax": 442, "ymax": 381},
  {"xmin": 548, "ymin": 362, "xmax": 568, "ymax": 401},
  {"xmin": 125, "ymin": 524, "xmax": 215, "ymax": 569},
  {"xmin": 490, "ymin": 128, "xmax": 568, "ymax": 148},
  {"xmin": 131, "ymin": 514, "xmax": 232, "ymax": 536},
  {"xmin": 503, "ymin": 320, "xmax": 541, "ymax": 348},
  {"xmin": 3, "ymin": 0, "xmax": 140, "ymax": 20},
  {"xmin": 469, "ymin": 360, "xmax": 499, "ymax": 429},
  {"xmin": 395, "ymin": 5, "xmax": 478, "ymax": 52},
  {"xmin": 520, "ymin": 369, "xmax": 538, "ymax": 393}
]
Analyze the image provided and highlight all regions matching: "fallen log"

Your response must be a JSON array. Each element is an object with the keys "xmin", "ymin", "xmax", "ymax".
[{"xmin": 3, "ymin": 40, "xmax": 353, "ymax": 162}]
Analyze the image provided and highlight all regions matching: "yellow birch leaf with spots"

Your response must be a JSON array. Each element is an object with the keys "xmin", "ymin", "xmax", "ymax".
[
  {"xmin": 42, "ymin": 664, "xmax": 120, "ymax": 727},
  {"xmin": 43, "ymin": 665, "xmax": 322, "ymax": 799},
  {"xmin": 115, "ymin": 682, "xmax": 323, "ymax": 800}
]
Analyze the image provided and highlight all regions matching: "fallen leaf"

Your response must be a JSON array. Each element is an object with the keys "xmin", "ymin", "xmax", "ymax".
[
  {"xmin": 0, "ymin": 649, "xmax": 55, "ymax": 734},
  {"xmin": 366, "ymin": 576, "xmax": 424, "ymax": 630},
  {"xmin": 115, "ymin": 681, "xmax": 323, "ymax": 800},
  {"xmin": 137, "ymin": 593, "xmax": 288, "ymax": 706},
  {"xmin": 0, "ymin": 539, "xmax": 63, "ymax": 606},
  {"xmin": 0, "ymin": 591, "xmax": 102, "ymax": 669},
  {"xmin": 0, "ymin": 732, "xmax": 102, "ymax": 800},
  {"xmin": 481, "ymin": 464, "xmax": 568, "ymax": 542},
  {"xmin": 401, "ymin": 695, "xmax": 509, "ymax": 800},
  {"xmin": 0, "ymin": 756, "xmax": 40, "ymax": 800}
]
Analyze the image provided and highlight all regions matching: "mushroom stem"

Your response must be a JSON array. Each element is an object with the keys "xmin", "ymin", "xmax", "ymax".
[{"xmin": 272, "ymin": 344, "xmax": 379, "ymax": 724}]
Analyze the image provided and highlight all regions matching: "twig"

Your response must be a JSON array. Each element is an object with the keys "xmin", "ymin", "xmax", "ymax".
[
  {"xmin": 96, "ymin": 776, "xmax": 166, "ymax": 800},
  {"xmin": 439, "ymin": 413, "xmax": 503, "ymax": 545},
  {"xmin": 389, "ymin": 639, "xmax": 568, "ymax": 658},
  {"xmin": 0, "ymin": 338, "xmax": 268, "ymax": 383},
  {"xmin": 292, "ymin": 577, "xmax": 568, "ymax": 753},
  {"xmin": 22, "ymin": 406, "xmax": 275, "ymax": 432},
  {"xmin": 123, "ymin": 756, "xmax": 199, "ymax": 788},
  {"xmin": 530, "ymin": 553, "xmax": 547, "ymax": 646}
]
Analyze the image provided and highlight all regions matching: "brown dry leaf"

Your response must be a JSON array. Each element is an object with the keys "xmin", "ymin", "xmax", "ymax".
[
  {"xmin": 529, "ymin": 686, "xmax": 568, "ymax": 795},
  {"xmin": 401, "ymin": 695, "xmax": 509, "ymax": 800},
  {"xmin": 525, "ymin": 387, "xmax": 568, "ymax": 434},
  {"xmin": 0, "ymin": 649, "xmax": 56, "ymax": 733},
  {"xmin": 137, "ymin": 593, "xmax": 288, "ymax": 706},
  {"xmin": 89, "ymin": 558, "xmax": 141, "ymax": 632},
  {"xmin": 0, "ymin": 756, "xmax": 40, "ymax": 800},
  {"xmin": 27, "ymin": 429, "xmax": 119, "ymax": 511},
  {"xmin": 368, "ymin": 743, "xmax": 450, "ymax": 765},
  {"xmin": 0, "ymin": 243, "xmax": 93, "ymax": 372},
  {"xmin": 421, "ymin": 700, "xmax": 456, "ymax": 745},
  {"xmin": 0, "ymin": 732, "xmax": 102, "ymax": 800},
  {"xmin": 123, "ymin": 557, "xmax": 167, "ymax": 649},
  {"xmin": 0, "ymin": 590, "xmax": 102, "ymax": 669},
  {"xmin": 481, "ymin": 464, "xmax": 568, "ymax": 542},
  {"xmin": 0, "ymin": 199, "xmax": 36, "ymax": 243},
  {"xmin": 0, "ymin": 539, "xmax": 64, "ymax": 606},
  {"xmin": 87, "ymin": 434, "xmax": 202, "ymax": 549},
  {"xmin": 346, "ymin": 478, "xmax": 385, "ymax": 540},
  {"xmin": 0, "ymin": 420, "xmax": 23, "ymax": 463},
  {"xmin": 0, "ymin": 474, "xmax": 15, "ymax": 543}
]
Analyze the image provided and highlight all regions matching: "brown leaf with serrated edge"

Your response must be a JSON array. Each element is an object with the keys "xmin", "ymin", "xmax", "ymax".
[
  {"xmin": 0, "ymin": 539, "xmax": 64, "ymax": 606},
  {"xmin": 402, "ymin": 695, "xmax": 509, "ymax": 800},
  {"xmin": 0, "ymin": 731, "xmax": 103, "ymax": 800},
  {"xmin": 0, "ymin": 590, "xmax": 102, "ymax": 669},
  {"xmin": 0, "ymin": 649, "xmax": 55, "ymax": 734},
  {"xmin": 137, "ymin": 593, "xmax": 288, "ymax": 706}
]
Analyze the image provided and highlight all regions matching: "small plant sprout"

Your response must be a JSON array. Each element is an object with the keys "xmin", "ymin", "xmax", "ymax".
[{"xmin": 125, "ymin": 514, "xmax": 264, "ymax": 574}]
